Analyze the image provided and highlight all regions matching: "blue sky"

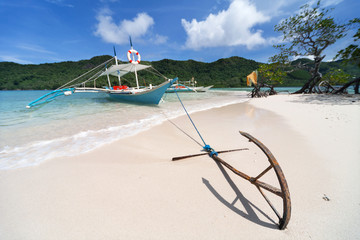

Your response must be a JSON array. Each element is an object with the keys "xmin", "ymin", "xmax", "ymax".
[{"xmin": 0, "ymin": 0, "xmax": 358, "ymax": 64}]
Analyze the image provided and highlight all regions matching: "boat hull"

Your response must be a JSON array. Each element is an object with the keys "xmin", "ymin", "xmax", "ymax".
[
  {"xmin": 195, "ymin": 85, "xmax": 213, "ymax": 92},
  {"xmin": 165, "ymin": 88, "xmax": 194, "ymax": 93},
  {"xmin": 108, "ymin": 78, "xmax": 177, "ymax": 104},
  {"xmin": 165, "ymin": 85, "xmax": 213, "ymax": 93}
]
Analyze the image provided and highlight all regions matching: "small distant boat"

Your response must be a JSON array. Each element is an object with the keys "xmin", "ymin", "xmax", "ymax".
[
  {"xmin": 27, "ymin": 45, "xmax": 177, "ymax": 108},
  {"xmin": 166, "ymin": 77, "xmax": 213, "ymax": 93}
]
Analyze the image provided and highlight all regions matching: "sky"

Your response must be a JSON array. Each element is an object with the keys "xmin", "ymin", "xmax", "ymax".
[{"xmin": 0, "ymin": 0, "xmax": 359, "ymax": 65}]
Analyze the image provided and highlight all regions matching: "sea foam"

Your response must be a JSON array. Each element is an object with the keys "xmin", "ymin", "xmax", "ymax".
[{"xmin": 0, "ymin": 90, "xmax": 248, "ymax": 170}]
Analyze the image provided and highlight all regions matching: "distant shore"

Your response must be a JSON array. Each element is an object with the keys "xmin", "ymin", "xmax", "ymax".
[{"xmin": 0, "ymin": 94, "xmax": 359, "ymax": 239}]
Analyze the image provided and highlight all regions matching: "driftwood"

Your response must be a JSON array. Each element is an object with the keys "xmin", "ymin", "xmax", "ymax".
[
  {"xmin": 318, "ymin": 80, "xmax": 337, "ymax": 93},
  {"xmin": 317, "ymin": 77, "xmax": 360, "ymax": 94},
  {"xmin": 250, "ymin": 83, "xmax": 277, "ymax": 98}
]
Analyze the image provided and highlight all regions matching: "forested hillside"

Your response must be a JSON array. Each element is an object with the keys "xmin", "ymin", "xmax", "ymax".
[
  {"xmin": 0, "ymin": 56, "xmax": 359, "ymax": 90},
  {"xmin": 152, "ymin": 57, "xmax": 259, "ymax": 88},
  {"xmin": 0, "ymin": 56, "xmax": 112, "ymax": 90}
]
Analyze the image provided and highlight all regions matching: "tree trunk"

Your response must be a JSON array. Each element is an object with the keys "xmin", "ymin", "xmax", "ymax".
[
  {"xmin": 250, "ymin": 83, "xmax": 278, "ymax": 98},
  {"xmin": 293, "ymin": 80, "xmax": 311, "ymax": 94},
  {"xmin": 293, "ymin": 55, "xmax": 324, "ymax": 94},
  {"xmin": 293, "ymin": 75, "xmax": 320, "ymax": 94},
  {"xmin": 333, "ymin": 77, "xmax": 360, "ymax": 94}
]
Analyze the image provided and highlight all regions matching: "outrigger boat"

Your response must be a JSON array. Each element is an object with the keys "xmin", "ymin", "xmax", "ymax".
[
  {"xmin": 26, "ymin": 46, "xmax": 177, "ymax": 108},
  {"xmin": 25, "ymin": 42, "xmax": 292, "ymax": 230},
  {"xmin": 166, "ymin": 77, "xmax": 213, "ymax": 93}
]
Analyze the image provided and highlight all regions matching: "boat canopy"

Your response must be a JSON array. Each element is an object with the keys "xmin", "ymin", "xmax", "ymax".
[{"xmin": 101, "ymin": 63, "xmax": 151, "ymax": 77}]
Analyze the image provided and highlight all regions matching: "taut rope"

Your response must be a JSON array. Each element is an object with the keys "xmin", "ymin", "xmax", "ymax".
[{"xmin": 174, "ymin": 90, "xmax": 218, "ymax": 157}]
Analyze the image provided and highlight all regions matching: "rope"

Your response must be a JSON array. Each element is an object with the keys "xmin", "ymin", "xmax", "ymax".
[
  {"xmin": 174, "ymin": 90, "xmax": 218, "ymax": 157},
  {"xmin": 56, "ymin": 57, "xmax": 114, "ymax": 90},
  {"xmin": 145, "ymin": 66, "xmax": 168, "ymax": 80}
]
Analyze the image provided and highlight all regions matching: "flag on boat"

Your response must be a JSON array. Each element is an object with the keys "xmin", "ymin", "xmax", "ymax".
[{"xmin": 246, "ymin": 71, "xmax": 258, "ymax": 86}]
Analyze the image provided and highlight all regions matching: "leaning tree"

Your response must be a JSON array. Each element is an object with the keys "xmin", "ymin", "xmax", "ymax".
[
  {"xmin": 318, "ymin": 68, "xmax": 351, "ymax": 93},
  {"xmin": 272, "ymin": 0, "xmax": 349, "ymax": 94},
  {"xmin": 333, "ymin": 18, "xmax": 360, "ymax": 94}
]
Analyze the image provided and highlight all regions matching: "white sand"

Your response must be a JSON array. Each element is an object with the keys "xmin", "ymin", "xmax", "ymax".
[{"xmin": 0, "ymin": 94, "xmax": 359, "ymax": 240}]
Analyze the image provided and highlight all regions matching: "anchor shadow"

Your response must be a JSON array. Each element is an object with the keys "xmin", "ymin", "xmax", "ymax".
[
  {"xmin": 167, "ymin": 118, "xmax": 278, "ymax": 229},
  {"xmin": 203, "ymin": 161, "xmax": 278, "ymax": 229}
]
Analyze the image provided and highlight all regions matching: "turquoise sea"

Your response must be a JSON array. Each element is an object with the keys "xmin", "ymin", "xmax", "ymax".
[
  {"xmin": 1, "ymin": 89, "xmax": 274, "ymax": 170},
  {"xmin": 0, "ymin": 87, "xmax": 303, "ymax": 170}
]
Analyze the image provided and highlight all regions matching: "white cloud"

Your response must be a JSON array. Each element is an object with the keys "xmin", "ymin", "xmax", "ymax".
[
  {"xmin": 100, "ymin": 0, "xmax": 119, "ymax": 2},
  {"xmin": 94, "ymin": 8, "xmax": 166, "ymax": 45},
  {"xmin": 46, "ymin": 0, "xmax": 74, "ymax": 8},
  {"xmin": 307, "ymin": 0, "xmax": 344, "ymax": 7},
  {"xmin": 17, "ymin": 44, "xmax": 55, "ymax": 54},
  {"xmin": 292, "ymin": 55, "xmax": 315, "ymax": 61},
  {"xmin": 253, "ymin": 0, "xmax": 296, "ymax": 16},
  {"xmin": 151, "ymin": 34, "xmax": 168, "ymax": 45},
  {"xmin": 181, "ymin": 0, "xmax": 271, "ymax": 50},
  {"xmin": 0, "ymin": 55, "xmax": 33, "ymax": 64}
]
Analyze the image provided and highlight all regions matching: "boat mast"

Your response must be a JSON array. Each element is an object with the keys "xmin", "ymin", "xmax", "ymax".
[
  {"xmin": 130, "ymin": 37, "xmax": 140, "ymax": 89},
  {"xmin": 105, "ymin": 64, "xmax": 111, "ymax": 89},
  {"xmin": 113, "ymin": 46, "xmax": 122, "ymax": 86}
]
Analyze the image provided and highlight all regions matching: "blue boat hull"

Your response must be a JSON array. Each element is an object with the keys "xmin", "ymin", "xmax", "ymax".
[{"xmin": 108, "ymin": 78, "xmax": 177, "ymax": 104}]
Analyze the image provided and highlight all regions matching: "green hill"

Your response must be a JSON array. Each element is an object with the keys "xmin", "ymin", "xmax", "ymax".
[{"xmin": 0, "ymin": 56, "xmax": 359, "ymax": 90}]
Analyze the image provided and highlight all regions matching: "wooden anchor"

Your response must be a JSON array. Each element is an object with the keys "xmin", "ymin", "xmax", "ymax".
[{"xmin": 172, "ymin": 131, "xmax": 291, "ymax": 230}]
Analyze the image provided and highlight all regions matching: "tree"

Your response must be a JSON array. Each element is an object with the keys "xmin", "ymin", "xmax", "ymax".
[
  {"xmin": 272, "ymin": 0, "xmax": 349, "ymax": 93},
  {"xmin": 318, "ymin": 68, "xmax": 351, "ymax": 93},
  {"xmin": 323, "ymin": 68, "xmax": 350, "ymax": 85},
  {"xmin": 334, "ymin": 18, "xmax": 360, "ymax": 94},
  {"xmin": 258, "ymin": 63, "xmax": 287, "ymax": 86},
  {"xmin": 335, "ymin": 18, "xmax": 360, "ymax": 67},
  {"xmin": 249, "ymin": 63, "xmax": 287, "ymax": 98}
]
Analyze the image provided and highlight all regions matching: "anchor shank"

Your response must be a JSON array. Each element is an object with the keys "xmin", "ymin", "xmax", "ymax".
[{"xmin": 212, "ymin": 155, "xmax": 251, "ymax": 181}]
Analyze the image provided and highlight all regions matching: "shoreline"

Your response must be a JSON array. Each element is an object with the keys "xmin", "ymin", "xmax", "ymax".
[
  {"xmin": 0, "ymin": 94, "xmax": 359, "ymax": 239},
  {"xmin": 0, "ymin": 89, "xmax": 249, "ymax": 170}
]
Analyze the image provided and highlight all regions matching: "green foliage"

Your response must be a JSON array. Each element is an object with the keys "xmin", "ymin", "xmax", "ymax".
[
  {"xmin": 335, "ymin": 18, "xmax": 360, "ymax": 67},
  {"xmin": 0, "ymin": 56, "xmax": 359, "ymax": 90},
  {"xmin": 151, "ymin": 57, "xmax": 260, "ymax": 88},
  {"xmin": 271, "ymin": 0, "xmax": 353, "ymax": 93},
  {"xmin": 322, "ymin": 68, "xmax": 351, "ymax": 85},
  {"xmin": 0, "ymin": 55, "xmax": 112, "ymax": 90},
  {"xmin": 258, "ymin": 63, "xmax": 287, "ymax": 85},
  {"xmin": 273, "ymin": 0, "xmax": 348, "ymax": 60}
]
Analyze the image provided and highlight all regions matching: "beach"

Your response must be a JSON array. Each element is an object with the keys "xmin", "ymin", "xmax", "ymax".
[{"xmin": 0, "ymin": 94, "xmax": 359, "ymax": 239}]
